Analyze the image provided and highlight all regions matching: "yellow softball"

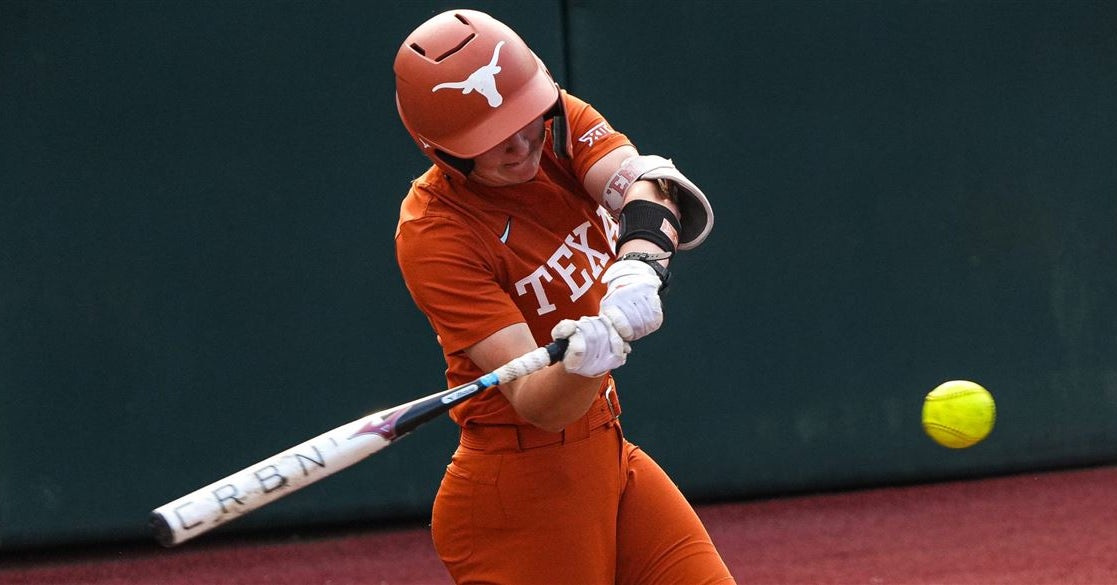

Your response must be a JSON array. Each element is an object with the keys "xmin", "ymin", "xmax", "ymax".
[{"xmin": 921, "ymin": 380, "xmax": 996, "ymax": 449}]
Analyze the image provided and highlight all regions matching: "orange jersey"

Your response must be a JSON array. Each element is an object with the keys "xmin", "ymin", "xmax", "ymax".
[{"xmin": 395, "ymin": 92, "xmax": 631, "ymax": 427}]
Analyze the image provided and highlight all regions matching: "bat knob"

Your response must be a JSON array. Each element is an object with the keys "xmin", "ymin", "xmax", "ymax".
[{"xmin": 545, "ymin": 338, "xmax": 569, "ymax": 364}]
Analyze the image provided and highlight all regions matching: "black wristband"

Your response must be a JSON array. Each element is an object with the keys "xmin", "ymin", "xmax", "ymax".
[
  {"xmin": 617, "ymin": 251, "xmax": 672, "ymax": 293},
  {"xmin": 616, "ymin": 200, "xmax": 681, "ymax": 255}
]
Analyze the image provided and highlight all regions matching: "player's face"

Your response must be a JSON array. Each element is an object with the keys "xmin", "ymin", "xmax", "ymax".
[{"xmin": 469, "ymin": 117, "xmax": 546, "ymax": 187}]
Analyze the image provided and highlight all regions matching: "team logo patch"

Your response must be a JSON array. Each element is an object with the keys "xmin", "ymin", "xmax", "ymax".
[
  {"xmin": 578, "ymin": 122, "xmax": 612, "ymax": 147},
  {"xmin": 431, "ymin": 41, "xmax": 506, "ymax": 107}
]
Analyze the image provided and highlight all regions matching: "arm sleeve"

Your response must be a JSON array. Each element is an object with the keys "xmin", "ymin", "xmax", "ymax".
[{"xmin": 561, "ymin": 92, "xmax": 634, "ymax": 182}]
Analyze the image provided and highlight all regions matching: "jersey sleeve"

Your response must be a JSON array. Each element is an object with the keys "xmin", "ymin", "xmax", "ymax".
[
  {"xmin": 396, "ymin": 212, "xmax": 523, "ymax": 356},
  {"xmin": 561, "ymin": 92, "xmax": 633, "ymax": 182}
]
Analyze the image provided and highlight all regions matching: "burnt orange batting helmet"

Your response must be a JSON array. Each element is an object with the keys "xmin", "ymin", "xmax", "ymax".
[{"xmin": 394, "ymin": 10, "xmax": 561, "ymax": 181}]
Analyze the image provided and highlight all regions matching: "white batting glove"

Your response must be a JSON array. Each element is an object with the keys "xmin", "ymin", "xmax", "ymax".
[
  {"xmin": 550, "ymin": 315, "xmax": 631, "ymax": 378},
  {"xmin": 599, "ymin": 260, "xmax": 664, "ymax": 341}
]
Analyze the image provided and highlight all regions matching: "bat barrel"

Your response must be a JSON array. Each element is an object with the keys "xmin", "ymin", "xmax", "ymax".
[
  {"xmin": 149, "ymin": 342, "xmax": 565, "ymax": 547},
  {"xmin": 149, "ymin": 510, "xmax": 177, "ymax": 547},
  {"xmin": 150, "ymin": 419, "xmax": 390, "ymax": 547}
]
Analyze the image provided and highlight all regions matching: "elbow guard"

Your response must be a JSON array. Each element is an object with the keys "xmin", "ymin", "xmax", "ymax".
[{"xmin": 602, "ymin": 155, "xmax": 714, "ymax": 250}]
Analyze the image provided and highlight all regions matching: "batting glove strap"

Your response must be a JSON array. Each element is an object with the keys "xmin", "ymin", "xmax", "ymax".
[{"xmin": 616, "ymin": 252, "xmax": 671, "ymax": 292}]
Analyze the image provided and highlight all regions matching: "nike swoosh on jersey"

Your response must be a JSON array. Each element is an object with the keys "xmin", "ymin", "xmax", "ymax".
[{"xmin": 499, "ymin": 217, "xmax": 512, "ymax": 244}]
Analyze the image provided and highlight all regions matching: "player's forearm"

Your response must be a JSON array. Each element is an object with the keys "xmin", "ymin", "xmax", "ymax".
[
  {"xmin": 504, "ymin": 366, "xmax": 603, "ymax": 432},
  {"xmin": 623, "ymin": 178, "xmax": 680, "ymax": 219},
  {"xmin": 616, "ymin": 179, "xmax": 678, "ymax": 266},
  {"xmin": 467, "ymin": 323, "xmax": 605, "ymax": 432},
  {"xmin": 584, "ymin": 147, "xmax": 680, "ymax": 264}
]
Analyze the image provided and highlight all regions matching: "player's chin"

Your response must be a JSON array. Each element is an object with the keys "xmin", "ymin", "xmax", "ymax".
[
  {"xmin": 502, "ymin": 159, "xmax": 541, "ymax": 182},
  {"xmin": 472, "ymin": 154, "xmax": 542, "ymax": 186}
]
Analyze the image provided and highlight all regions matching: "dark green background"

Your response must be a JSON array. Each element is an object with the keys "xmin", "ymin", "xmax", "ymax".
[{"xmin": 2, "ymin": 0, "xmax": 1115, "ymax": 549}]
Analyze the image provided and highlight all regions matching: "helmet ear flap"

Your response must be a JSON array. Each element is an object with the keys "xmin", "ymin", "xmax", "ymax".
[
  {"xmin": 547, "ymin": 89, "xmax": 572, "ymax": 159},
  {"xmin": 434, "ymin": 150, "xmax": 474, "ymax": 178}
]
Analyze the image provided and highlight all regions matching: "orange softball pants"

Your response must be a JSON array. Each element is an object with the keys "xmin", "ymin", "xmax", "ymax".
[{"xmin": 431, "ymin": 394, "xmax": 735, "ymax": 584}]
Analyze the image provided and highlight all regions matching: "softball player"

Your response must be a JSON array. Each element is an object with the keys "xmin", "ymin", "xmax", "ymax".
[{"xmin": 393, "ymin": 10, "xmax": 732, "ymax": 584}]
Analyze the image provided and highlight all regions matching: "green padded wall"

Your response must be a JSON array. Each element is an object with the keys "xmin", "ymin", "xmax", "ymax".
[
  {"xmin": 2, "ymin": 0, "xmax": 1115, "ymax": 549},
  {"xmin": 0, "ymin": 0, "xmax": 564, "ymax": 549},
  {"xmin": 566, "ymin": 0, "xmax": 1117, "ymax": 498}
]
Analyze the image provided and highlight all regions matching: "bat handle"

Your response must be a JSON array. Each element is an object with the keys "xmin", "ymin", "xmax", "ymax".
[{"xmin": 545, "ymin": 338, "xmax": 569, "ymax": 364}]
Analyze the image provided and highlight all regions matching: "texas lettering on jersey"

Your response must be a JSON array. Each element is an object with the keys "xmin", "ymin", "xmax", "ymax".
[{"xmin": 514, "ymin": 206, "xmax": 618, "ymax": 316}]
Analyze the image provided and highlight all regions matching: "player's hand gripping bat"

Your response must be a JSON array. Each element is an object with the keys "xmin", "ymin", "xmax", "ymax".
[{"xmin": 149, "ymin": 339, "xmax": 568, "ymax": 547}]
